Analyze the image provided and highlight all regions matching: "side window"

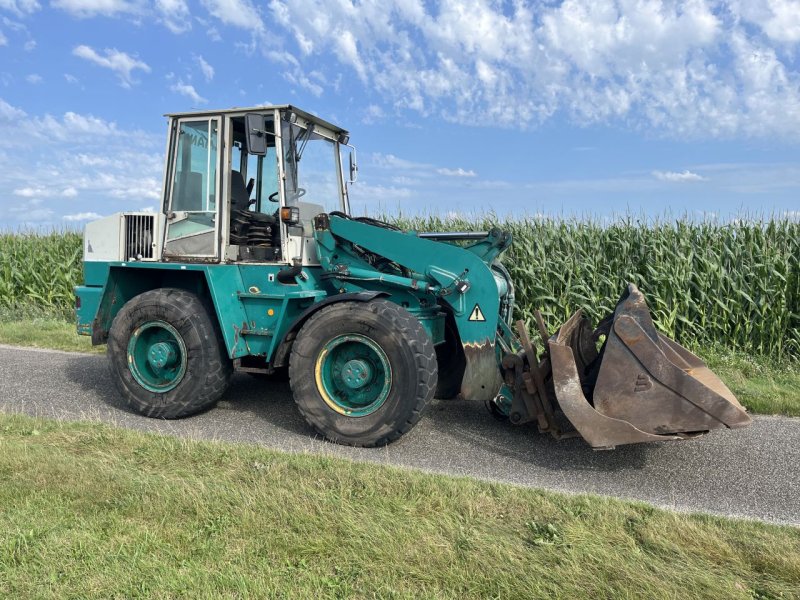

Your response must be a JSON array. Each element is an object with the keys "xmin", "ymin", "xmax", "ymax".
[
  {"xmin": 282, "ymin": 121, "xmax": 342, "ymax": 214},
  {"xmin": 171, "ymin": 120, "xmax": 218, "ymax": 213},
  {"xmin": 229, "ymin": 115, "xmax": 282, "ymax": 262},
  {"xmin": 165, "ymin": 119, "xmax": 219, "ymax": 257},
  {"xmin": 244, "ymin": 150, "xmax": 280, "ymax": 213}
]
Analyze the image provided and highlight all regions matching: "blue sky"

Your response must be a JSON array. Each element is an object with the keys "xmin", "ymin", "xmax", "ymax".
[{"xmin": 0, "ymin": 0, "xmax": 798, "ymax": 228}]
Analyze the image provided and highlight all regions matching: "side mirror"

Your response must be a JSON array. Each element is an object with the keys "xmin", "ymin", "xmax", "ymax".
[
  {"xmin": 348, "ymin": 149, "xmax": 358, "ymax": 183},
  {"xmin": 245, "ymin": 113, "xmax": 267, "ymax": 156}
]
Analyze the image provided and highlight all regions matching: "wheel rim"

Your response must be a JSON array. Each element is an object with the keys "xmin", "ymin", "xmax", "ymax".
[
  {"xmin": 314, "ymin": 334, "xmax": 392, "ymax": 417},
  {"xmin": 127, "ymin": 320, "xmax": 188, "ymax": 393}
]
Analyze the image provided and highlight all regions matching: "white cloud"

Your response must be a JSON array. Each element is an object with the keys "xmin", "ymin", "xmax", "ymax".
[
  {"xmin": 52, "ymin": 0, "xmax": 140, "ymax": 18},
  {"xmin": 264, "ymin": 0, "xmax": 800, "ymax": 139},
  {"xmin": 170, "ymin": 80, "xmax": 206, "ymax": 104},
  {"xmin": 653, "ymin": 170, "xmax": 707, "ymax": 182},
  {"xmin": 368, "ymin": 151, "xmax": 481, "ymax": 188},
  {"xmin": 25, "ymin": 73, "xmax": 42, "ymax": 84},
  {"xmin": 195, "ymin": 54, "xmax": 214, "ymax": 81},
  {"xmin": 371, "ymin": 153, "xmax": 427, "ymax": 170},
  {"xmin": 0, "ymin": 99, "xmax": 164, "ymax": 223},
  {"xmin": 266, "ymin": 49, "xmax": 299, "ymax": 67},
  {"xmin": 13, "ymin": 186, "xmax": 41, "ymax": 197},
  {"xmin": 63, "ymin": 211, "xmax": 102, "ymax": 221},
  {"xmin": 156, "ymin": 0, "xmax": 190, "ymax": 33},
  {"xmin": 0, "ymin": 98, "xmax": 26, "ymax": 120},
  {"xmin": 19, "ymin": 208, "xmax": 54, "ymax": 223},
  {"xmin": 734, "ymin": 0, "xmax": 800, "ymax": 43},
  {"xmin": 12, "ymin": 186, "xmax": 81, "ymax": 198},
  {"xmin": 282, "ymin": 68, "xmax": 324, "ymax": 96},
  {"xmin": 437, "ymin": 167, "xmax": 476, "ymax": 178},
  {"xmin": 201, "ymin": 0, "xmax": 263, "ymax": 31},
  {"xmin": 37, "ymin": 111, "xmax": 120, "ymax": 141},
  {"xmin": 0, "ymin": 0, "xmax": 40, "ymax": 16},
  {"xmin": 349, "ymin": 183, "xmax": 412, "ymax": 201},
  {"xmin": 73, "ymin": 45, "xmax": 150, "ymax": 87},
  {"xmin": 362, "ymin": 104, "xmax": 383, "ymax": 124},
  {"xmin": 0, "ymin": 30, "xmax": 6, "ymax": 45},
  {"xmin": 64, "ymin": 73, "xmax": 79, "ymax": 84},
  {"xmin": 23, "ymin": 38, "xmax": 34, "ymax": 50},
  {"xmin": 0, "ymin": 98, "xmax": 163, "ymax": 227}
]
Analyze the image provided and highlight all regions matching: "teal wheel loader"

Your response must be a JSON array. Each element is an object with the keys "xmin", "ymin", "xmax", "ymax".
[{"xmin": 75, "ymin": 105, "xmax": 751, "ymax": 448}]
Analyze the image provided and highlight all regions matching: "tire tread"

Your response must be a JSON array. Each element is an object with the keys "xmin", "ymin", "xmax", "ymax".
[
  {"xmin": 107, "ymin": 287, "xmax": 232, "ymax": 419},
  {"xmin": 289, "ymin": 300, "xmax": 437, "ymax": 447}
]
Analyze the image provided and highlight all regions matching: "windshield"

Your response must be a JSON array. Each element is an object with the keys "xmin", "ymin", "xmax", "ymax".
[{"xmin": 282, "ymin": 118, "xmax": 344, "ymax": 214}]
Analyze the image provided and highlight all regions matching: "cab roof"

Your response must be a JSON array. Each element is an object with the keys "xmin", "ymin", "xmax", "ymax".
[{"xmin": 163, "ymin": 104, "xmax": 348, "ymax": 136}]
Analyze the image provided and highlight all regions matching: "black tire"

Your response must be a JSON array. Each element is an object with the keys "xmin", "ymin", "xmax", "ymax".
[
  {"xmin": 435, "ymin": 313, "xmax": 466, "ymax": 399},
  {"xmin": 107, "ymin": 287, "xmax": 232, "ymax": 419},
  {"xmin": 289, "ymin": 300, "xmax": 437, "ymax": 447}
]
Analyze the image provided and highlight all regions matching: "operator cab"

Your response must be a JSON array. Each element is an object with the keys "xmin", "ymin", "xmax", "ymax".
[{"xmin": 161, "ymin": 105, "xmax": 354, "ymax": 265}]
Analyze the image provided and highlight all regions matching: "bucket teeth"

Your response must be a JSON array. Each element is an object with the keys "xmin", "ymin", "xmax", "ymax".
[{"xmin": 521, "ymin": 283, "xmax": 752, "ymax": 449}]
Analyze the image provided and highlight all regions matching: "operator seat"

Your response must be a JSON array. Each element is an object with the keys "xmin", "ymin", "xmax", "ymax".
[{"xmin": 230, "ymin": 170, "xmax": 252, "ymax": 211}]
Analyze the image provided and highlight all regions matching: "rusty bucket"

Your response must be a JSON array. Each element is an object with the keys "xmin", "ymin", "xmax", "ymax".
[{"xmin": 549, "ymin": 284, "xmax": 752, "ymax": 449}]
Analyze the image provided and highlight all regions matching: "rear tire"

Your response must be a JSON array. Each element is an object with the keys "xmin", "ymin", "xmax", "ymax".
[
  {"xmin": 107, "ymin": 288, "xmax": 232, "ymax": 419},
  {"xmin": 289, "ymin": 300, "xmax": 437, "ymax": 447}
]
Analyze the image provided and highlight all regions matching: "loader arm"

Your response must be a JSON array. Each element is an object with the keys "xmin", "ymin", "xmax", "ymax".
[{"xmin": 312, "ymin": 214, "xmax": 512, "ymax": 400}]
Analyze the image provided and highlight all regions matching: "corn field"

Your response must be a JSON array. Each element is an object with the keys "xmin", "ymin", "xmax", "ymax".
[
  {"xmin": 0, "ymin": 231, "xmax": 83, "ymax": 320},
  {"xmin": 1, "ymin": 217, "xmax": 798, "ymax": 358},
  {"xmin": 397, "ymin": 215, "xmax": 800, "ymax": 360}
]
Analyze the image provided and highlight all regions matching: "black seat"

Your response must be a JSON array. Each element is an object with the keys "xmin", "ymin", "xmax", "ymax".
[{"xmin": 230, "ymin": 170, "xmax": 252, "ymax": 212}]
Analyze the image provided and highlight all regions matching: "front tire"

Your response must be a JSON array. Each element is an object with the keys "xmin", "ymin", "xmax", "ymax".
[
  {"xmin": 289, "ymin": 300, "xmax": 437, "ymax": 447},
  {"xmin": 107, "ymin": 288, "xmax": 232, "ymax": 419}
]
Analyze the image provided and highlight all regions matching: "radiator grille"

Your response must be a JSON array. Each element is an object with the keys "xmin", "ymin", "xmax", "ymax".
[{"xmin": 124, "ymin": 214, "xmax": 155, "ymax": 260}]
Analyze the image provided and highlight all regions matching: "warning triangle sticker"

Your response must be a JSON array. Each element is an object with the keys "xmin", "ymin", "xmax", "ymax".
[{"xmin": 468, "ymin": 304, "xmax": 486, "ymax": 322}]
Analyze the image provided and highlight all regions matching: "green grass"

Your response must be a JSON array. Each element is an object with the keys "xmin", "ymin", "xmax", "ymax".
[
  {"xmin": 0, "ymin": 412, "xmax": 798, "ymax": 599},
  {"xmin": 0, "ymin": 317, "xmax": 101, "ymax": 354},
  {"xmin": 704, "ymin": 347, "xmax": 800, "ymax": 417}
]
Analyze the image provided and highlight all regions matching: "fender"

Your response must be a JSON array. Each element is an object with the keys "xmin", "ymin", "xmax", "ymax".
[{"xmin": 270, "ymin": 291, "xmax": 389, "ymax": 368}]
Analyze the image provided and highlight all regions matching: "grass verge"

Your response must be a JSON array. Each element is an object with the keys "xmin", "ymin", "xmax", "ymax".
[
  {"xmin": 1, "ymin": 317, "xmax": 797, "ymax": 416},
  {"xmin": 704, "ymin": 347, "xmax": 800, "ymax": 417},
  {"xmin": 0, "ymin": 317, "xmax": 101, "ymax": 354},
  {"xmin": 0, "ymin": 412, "xmax": 798, "ymax": 599}
]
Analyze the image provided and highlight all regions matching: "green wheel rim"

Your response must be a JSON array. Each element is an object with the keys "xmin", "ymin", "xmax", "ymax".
[
  {"xmin": 127, "ymin": 320, "xmax": 188, "ymax": 393},
  {"xmin": 314, "ymin": 334, "xmax": 392, "ymax": 417}
]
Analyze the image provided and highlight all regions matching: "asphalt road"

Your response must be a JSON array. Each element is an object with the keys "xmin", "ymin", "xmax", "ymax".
[{"xmin": 1, "ymin": 344, "xmax": 798, "ymax": 525}]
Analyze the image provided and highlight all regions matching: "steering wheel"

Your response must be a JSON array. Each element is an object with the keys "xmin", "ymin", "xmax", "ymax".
[{"xmin": 268, "ymin": 188, "xmax": 306, "ymax": 202}]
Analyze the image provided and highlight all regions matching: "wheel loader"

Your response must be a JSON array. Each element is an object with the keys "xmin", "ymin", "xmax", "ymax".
[{"xmin": 74, "ymin": 105, "xmax": 751, "ymax": 449}]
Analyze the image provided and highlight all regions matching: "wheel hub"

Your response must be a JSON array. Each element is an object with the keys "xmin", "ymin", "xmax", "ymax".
[
  {"xmin": 127, "ymin": 320, "xmax": 188, "ymax": 393},
  {"xmin": 315, "ymin": 334, "xmax": 392, "ymax": 417},
  {"xmin": 342, "ymin": 358, "xmax": 372, "ymax": 389},
  {"xmin": 148, "ymin": 341, "xmax": 179, "ymax": 369}
]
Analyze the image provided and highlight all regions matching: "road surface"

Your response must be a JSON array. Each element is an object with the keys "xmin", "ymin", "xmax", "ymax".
[{"xmin": 1, "ymin": 344, "xmax": 798, "ymax": 525}]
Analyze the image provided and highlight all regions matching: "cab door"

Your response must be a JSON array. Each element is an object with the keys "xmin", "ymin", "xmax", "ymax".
[{"xmin": 163, "ymin": 117, "xmax": 221, "ymax": 260}]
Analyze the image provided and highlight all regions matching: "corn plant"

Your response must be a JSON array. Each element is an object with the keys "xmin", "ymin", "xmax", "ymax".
[
  {"xmin": 0, "ymin": 230, "xmax": 83, "ymax": 320},
  {"xmin": 397, "ymin": 214, "xmax": 800, "ymax": 360},
  {"xmin": 1, "ymin": 216, "xmax": 798, "ymax": 358}
]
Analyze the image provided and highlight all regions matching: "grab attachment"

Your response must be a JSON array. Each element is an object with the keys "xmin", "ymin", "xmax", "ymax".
[{"xmin": 500, "ymin": 284, "xmax": 752, "ymax": 449}]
